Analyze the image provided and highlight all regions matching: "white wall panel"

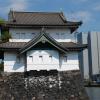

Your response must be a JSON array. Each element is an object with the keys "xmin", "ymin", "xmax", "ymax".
[
  {"xmin": 9, "ymin": 28, "xmax": 75, "ymax": 42},
  {"xmin": 27, "ymin": 50, "xmax": 59, "ymax": 71},
  {"xmin": 4, "ymin": 51, "xmax": 79, "ymax": 72},
  {"xmin": 59, "ymin": 52, "xmax": 79, "ymax": 71},
  {"xmin": 4, "ymin": 52, "xmax": 25, "ymax": 72},
  {"xmin": 9, "ymin": 28, "xmax": 40, "ymax": 42}
]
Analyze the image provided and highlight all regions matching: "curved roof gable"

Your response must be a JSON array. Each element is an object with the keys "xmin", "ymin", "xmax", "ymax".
[{"xmin": 19, "ymin": 31, "xmax": 68, "ymax": 54}]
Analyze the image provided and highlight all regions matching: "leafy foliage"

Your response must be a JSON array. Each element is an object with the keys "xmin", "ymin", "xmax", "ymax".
[
  {"xmin": 1, "ymin": 31, "xmax": 11, "ymax": 42},
  {"xmin": 0, "ymin": 18, "xmax": 5, "ymax": 25},
  {"xmin": 0, "ymin": 18, "xmax": 11, "ymax": 42}
]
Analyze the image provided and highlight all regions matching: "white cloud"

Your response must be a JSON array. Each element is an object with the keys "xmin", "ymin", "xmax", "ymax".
[
  {"xmin": 65, "ymin": 11, "xmax": 91, "ymax": 23},
  {"xmin": 9, "ymin": 0, "xmax": 28, "ymax": 11},
  {"xmin": 0, "ymin": 0, "xmax": 28, "ymax": 18}
]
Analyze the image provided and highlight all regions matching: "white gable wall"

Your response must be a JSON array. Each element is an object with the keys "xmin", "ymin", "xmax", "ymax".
[
  {"xmin": 27, "ymin": 50, "xmax": 60, "ymax": 71},
  {"xmin": 9, "ymin": 28, "xmax": 75, "ymax": 42},
  {"xmin": 26, "ymin": 50, "xmax": 79, "ymax": 71}
]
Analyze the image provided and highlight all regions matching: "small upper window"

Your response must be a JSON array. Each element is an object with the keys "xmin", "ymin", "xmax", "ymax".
[
  {"xmin": 29, "ymin": 56, "xmax": 33, "ymax": 62},
  {"xmin": 56, "ymin": 33, "xmax": 59, "ymax": 39},
  {"xmin": 16, "ymin": 33, "xmax": 20, "ymax": 39},
  {"xmin": 56, "ymin": 33, "xmax": 59, "ymax": 35},
  {"xmin": 61, "ymin": 33, "xmax": 65, "ymax": 35},
  {"xmin": 39, "ymin": 55, "xmax": 43, "ymax": 61},
  {"xmin": 63, "ymin": 56, "xmax": 67, "ymax": 62},
  {"xmin": 32, "ymin": 33, "xmax": 35, "ymax": 37},
  {"xmin": 61, "ymin": 33, "xmax": 65, "ymax": 39},
  {"xmin": 16, "ymin": 56, "xmax": 20, "ymax": 63},
  {"xmin": 49, "ymin": 55, "xmax": 52, "ymax": 58},
  {"xmin": 21, "ymin": 33, "xmax": 25, "ymax": 39},
  {"xmin": 49, "ymin": 55, "xmax": 52, "ymax": 62},
  {"xmin": 39, "ymin": 55, "xmax": 43, "ymax": 58}
]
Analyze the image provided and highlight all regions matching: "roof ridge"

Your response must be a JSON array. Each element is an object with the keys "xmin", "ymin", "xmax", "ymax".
[
  {"xmin": 59, "ymin": 12, "xmax": 67, "ymax": 23},
  {"xmin": 11, "ymin": 11, "xmax": 62, "ymax": 14}
]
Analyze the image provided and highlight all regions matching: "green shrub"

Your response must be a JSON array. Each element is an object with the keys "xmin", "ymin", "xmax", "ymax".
[
  {"xmin": 0, "ymin": 18, "xmax": 12, "ymax": 42},
  {"xmin": 1, "ymin": 31, "xmax": 12, "ymax": 42},
  {"xmin": 0, "ymin": 18, "xmax": 5, "ymax": 25}
]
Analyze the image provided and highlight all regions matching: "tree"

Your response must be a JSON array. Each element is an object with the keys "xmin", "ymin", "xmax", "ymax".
[
  {"xmin": 0, "ymin": 18, "xmax": 11, "ymax": 42},
  {"xmin": 1, "ymin": 31, "xmax": 11, "ymax": 42},
  {"xmin": 0, "ymin": 18, "xmax": 5, "ymax": 25}
]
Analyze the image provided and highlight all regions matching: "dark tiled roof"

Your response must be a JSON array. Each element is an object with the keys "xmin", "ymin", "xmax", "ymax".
[
  {"xmin": 8, "ymin": 11, "xmax": 82, "ymax": 26},
  {"xmin": 60, "ymin": 42, "xmax": 87, "ymax": 51},
  {"xmin": 0, "ymin": 41, "xmax": 87, "ymax": 51},
  {"xmin": 0, "ymin": 42, "xmax": 26, "ymax": 49},
  {"xmin": 60, "ymin": 42, "xmax": 87, "ymax": 48}
]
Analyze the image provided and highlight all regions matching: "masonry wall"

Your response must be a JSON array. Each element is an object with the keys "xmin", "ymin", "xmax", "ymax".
[{"xmin": 0, "ymin": 71, "xmax": 89, "ymax": 100}]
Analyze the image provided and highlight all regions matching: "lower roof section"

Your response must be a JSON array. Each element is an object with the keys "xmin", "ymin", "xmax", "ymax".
[{"xmin": 0, "ymin": 42, "xmax": 87, "ymax": 52}]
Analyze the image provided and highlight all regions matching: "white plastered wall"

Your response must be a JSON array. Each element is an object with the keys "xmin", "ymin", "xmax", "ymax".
[
  {"xmin": 9, "ymin": 28, "xmax": 75, "ymax": 42},
  {"xmin": 4, "ymin": 51, "xmax": 25, "ymax": 72},
  {"xmin": 27, "ymin": 50, "xmax": 60, "ymax": 71},
  {"xmin": 9, "ymin": 28, "xmax": 40, "ymax": 42},
  {"xmin": 4, "ymin": 51, "xmax": 79, "ymax": 72},
  {"xmin": 59, "ymin": 52, "xmax": 79, "ymax": 71},
  {"xmin": 46, "ymin": 28, "xmax": 75, "ymax": 42},
  {"xmin": 27, "ymin": 50, "xmax": 79, "ymax": 71}
]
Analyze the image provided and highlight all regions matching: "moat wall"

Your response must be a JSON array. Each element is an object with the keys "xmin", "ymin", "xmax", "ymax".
[{"xmin": 0, "ymin": 70, "xmax": 89, "ymax": 100}]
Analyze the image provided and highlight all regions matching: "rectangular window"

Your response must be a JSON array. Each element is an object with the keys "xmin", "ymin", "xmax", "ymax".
[
  {"xmin": 16, "ymin": 56, "xmax": 20, "ymax": 63},
  {"xmin": 56, "ymin": 33, "xmax": 59, "ymax": 39},
  {"xmin": 63, "ymin": 56, "xmax": 67, "ymax": 62},
  {"xmin": 61, "ymin": 33, "xmax": 65, "ymax": 39},
  {"xmin": 21, "ymin": 33, "xmax": 25, "ymax": 39},
  {"xmin": 39, "ymin": 55, "xmax": 43, "ymax": 62},
  {"xmin": 16, "ymin": 33, "xmax": 20, "ymax": 39},
  {"xmin": 31, "ymin": 33, "xmax": 35, "ymax": 37},
  {"xmin": 49, "ymin": 55, "xmax": 52, "ymax": 62},
  {"xmin": 29, "ymin": 56, "xmax": 33, "ymax": 62}
]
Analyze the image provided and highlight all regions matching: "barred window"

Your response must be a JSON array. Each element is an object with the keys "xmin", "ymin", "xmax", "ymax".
[
  {"xmin": 63, "ymin": 56, "xmax": 67, "ymax": 62},
  {"xmin": 29, "ymin": 56, "xmax": 33, "ymax": 62},
  {"xmin": 16, "ymin": 56, "xmax": 20, "ymax": 63}
]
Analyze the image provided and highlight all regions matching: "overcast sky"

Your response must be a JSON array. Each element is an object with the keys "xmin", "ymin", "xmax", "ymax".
[{"xmin": 0, "ymin": 0, "xmax": 100, "ymax": 32}]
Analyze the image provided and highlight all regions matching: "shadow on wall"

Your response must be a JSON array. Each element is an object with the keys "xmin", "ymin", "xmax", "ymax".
[
  {"xmin": 24, "ymin": 70, "xmax": 58, "ymax": 77},
  {"xmin": 13, "ymin": 63, "xmax": 24, "ymax": 70}
]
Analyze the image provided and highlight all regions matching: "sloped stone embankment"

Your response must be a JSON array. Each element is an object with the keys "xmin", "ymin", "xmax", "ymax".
[{"xmin": 0, "ymin": 70, "xmax": 89, "ymax": 100}]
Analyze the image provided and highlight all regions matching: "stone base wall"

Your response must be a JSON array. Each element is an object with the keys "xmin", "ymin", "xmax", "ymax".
[{"xmin": 0, "ymin": 70, "xmax": 89, "ymax": 100}]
